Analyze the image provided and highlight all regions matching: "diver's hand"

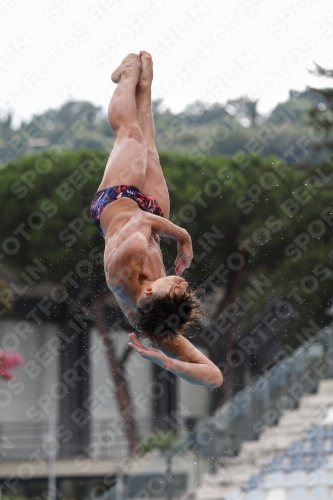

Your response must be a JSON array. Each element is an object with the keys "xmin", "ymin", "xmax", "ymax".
[
  {"xmin": 175, "ymin": 230, "xmax": 193, "ymax": 275},
  {"xmin": 128, "ymin": 333, "xmax": 171, "ymax": 369}
]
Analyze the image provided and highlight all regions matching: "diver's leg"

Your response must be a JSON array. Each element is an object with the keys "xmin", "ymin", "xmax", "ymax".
[
  {"xmin": 136, "ymin": 51, "xmax": 170, "ymax": 219},
  {"xmin": 97, "ymin": 53, "xmax": 147, "ymax": 191}
]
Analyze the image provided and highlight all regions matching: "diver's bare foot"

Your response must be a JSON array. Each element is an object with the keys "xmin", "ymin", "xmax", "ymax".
[
  {"xmin": 138, "ymin": 50, "xmax": 153, "ymax": 87},
  {"xmin": 111, "ymin": 53, "xmax": 142, "ymax": 84}
]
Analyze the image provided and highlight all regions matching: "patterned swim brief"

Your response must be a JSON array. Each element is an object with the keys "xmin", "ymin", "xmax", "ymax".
[{"xmin": 90, "ymin": 184, "xmax": 164, "ymax": 238}]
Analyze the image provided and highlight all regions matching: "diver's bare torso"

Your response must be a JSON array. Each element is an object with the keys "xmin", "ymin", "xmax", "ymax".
[{"xmin": 100, "ymin": 197, "xmax": 165, "ymax": 325}]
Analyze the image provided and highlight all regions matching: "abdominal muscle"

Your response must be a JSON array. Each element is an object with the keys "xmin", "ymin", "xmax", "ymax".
[
  {"xmin": 100, "ymin": 197, "xmax": 140, "ymax": 242},
  {"xmin": 100, "ymin": 197, "xmax": 163, "ymax": 268}
]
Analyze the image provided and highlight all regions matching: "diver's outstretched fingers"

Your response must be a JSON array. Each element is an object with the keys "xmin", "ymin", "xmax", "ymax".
[{"xmin": 128, "ymin": 332, "xmax": 142, "ymax": 348}]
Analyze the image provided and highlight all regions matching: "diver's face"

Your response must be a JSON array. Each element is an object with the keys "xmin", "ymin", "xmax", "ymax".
[{"xmin": 144, "ymin": 276, "xmax": 188, "ymax": 296}]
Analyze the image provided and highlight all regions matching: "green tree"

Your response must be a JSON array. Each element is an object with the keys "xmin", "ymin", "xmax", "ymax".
[
  {"xmin": 226, "ymin": 97, "xmax": 259, "ymax": 127},
  {"xmin": 2, "ymin": 92, "xmax": 329, "ymax": 166},
  {"xmin": 2, "ymin": 149, "xmax": 333, "ymax": 415},
  {"xmin": 307, "ymin": 63, "xmax": 333, "ymax": 153}
]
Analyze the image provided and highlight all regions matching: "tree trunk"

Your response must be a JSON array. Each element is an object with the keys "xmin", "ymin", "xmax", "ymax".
[
  {"xmin": 210, "ymin": 261, "xmax": 245, "ymax": 411},
  {"xmin": 91, "ymin": 295, "xmax": 140, "ymax": 456}
]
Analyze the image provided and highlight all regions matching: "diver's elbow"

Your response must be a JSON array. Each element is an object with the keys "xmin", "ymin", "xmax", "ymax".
[{"xmin": 209, "ymin": 370, "xmax": 223, "ymax": 388}]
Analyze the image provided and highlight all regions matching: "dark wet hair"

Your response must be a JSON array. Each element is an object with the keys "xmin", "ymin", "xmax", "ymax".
[{"xmin": 136, "ymin": 285, "xmax": 202, "ymax": 345}]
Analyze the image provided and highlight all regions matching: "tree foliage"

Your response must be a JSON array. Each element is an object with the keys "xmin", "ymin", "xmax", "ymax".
[
  {"xmin": 307, "ymin": 63, "xmax": 333, "ymax": 154},
  {"xmin": 0, "ymin": 89, "xmax": 328, "ymax": 166},
  {"xmin": 2, "ymin": 149, "xmax": 333, "ymax": 352},
  {"xmin": 0, "ymin": 149, "xmax": 106, "ymax": 288}
]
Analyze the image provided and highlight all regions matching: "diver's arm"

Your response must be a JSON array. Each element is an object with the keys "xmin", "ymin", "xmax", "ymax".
[
  {"xmin": 128, "ymin": 211, "xmax": 189, "ymax": 243},
  {"xmin": 128, "ymin": 333, "xmax": 223, "ymax": 388},
  {"xmin": 155, "ymin": 334, "xmax": 223, "ymax": 387},
  {"xmin": 128, "ymin": 211, "xmax": 193, "ymax": 275}
]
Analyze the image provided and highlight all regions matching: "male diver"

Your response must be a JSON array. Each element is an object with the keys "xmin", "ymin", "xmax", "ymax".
[{"xmin": 90, "ymin": 52, "xmax": 222, "ymax": 388}]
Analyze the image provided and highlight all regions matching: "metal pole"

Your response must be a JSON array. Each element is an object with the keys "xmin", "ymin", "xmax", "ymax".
[
  {"xmin": 166, "ymin": 452, "xmax": 172, "ymax": 500},
  {"xmin": 115, "ymin": 462, "xmax": 124, "ymax": 500},
  {"xmin": 328, "ymin": 328, "xmax": 333, "ymax": 379},
  {"xmin": 46, "ymin": 418, "xmax": 57, "ymax": 500}
]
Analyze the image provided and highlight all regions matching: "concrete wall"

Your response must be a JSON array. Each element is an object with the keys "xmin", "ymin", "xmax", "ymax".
[
  {"xmin": 178, "ymin": 345, "xmax": 211, "ymax": 420},
  {"xmin": 91, "ymin": 329, "xmax": 210, "ymax": 418},
  {"xmin": 90, "ymin": 327, "xmax": 152, "ymax": 424},
  {"xmin": 0, "ymin": 319, "xmax": 59, "ymax": 423},
  {"xmin": 0, "ymin": 321, "xmax": 211, "ymax": 429}
]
